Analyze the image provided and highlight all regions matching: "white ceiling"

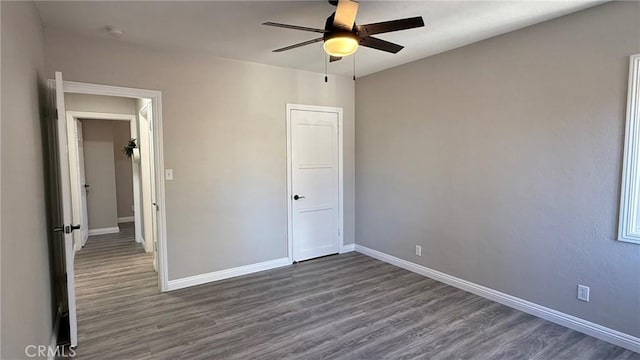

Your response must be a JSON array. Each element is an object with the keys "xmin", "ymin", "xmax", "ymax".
[{"xmin": 35, "ymin": 1, "xmax": 604, "ymax": 77}]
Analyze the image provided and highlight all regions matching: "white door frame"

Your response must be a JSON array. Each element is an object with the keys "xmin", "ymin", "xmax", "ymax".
[
  {"xmin": 137, "ymin": 102, "xmax": 159, "ymax": 265},
  {"xmin": 63, "ymin": 80, "xmax": 169, "ymax": 292},
  {"xmin": 65, "ymin": 111, "xmax": 140, "ymax": 251},
  {"xmin": 286, "ymin": 103, "xmax": 345, "ymax": 263}
]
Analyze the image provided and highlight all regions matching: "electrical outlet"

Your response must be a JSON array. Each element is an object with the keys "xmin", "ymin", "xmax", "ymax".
[
  {"xmin": 415, "ymin": 245, "xmax": 422, "ymax": 257},
  {"xmin": 577, "ymin": 284, "xmax": 590, "ymax": 302}
]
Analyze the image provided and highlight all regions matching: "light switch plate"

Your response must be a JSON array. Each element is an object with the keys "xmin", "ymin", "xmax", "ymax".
[
  {"xmin": 165, "ymin": 169, "xmax": 174, "ymax": 181},
  {"xmin": 577, "ymin": 284, "xmax": 590, "ymax": 302}
]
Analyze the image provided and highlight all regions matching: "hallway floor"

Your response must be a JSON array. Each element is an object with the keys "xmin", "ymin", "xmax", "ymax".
[{"xmin": 74, "ymin": 222, "xmax": 156, "ymax": 358}]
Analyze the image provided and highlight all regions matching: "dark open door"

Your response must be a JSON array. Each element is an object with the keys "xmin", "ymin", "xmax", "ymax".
[
  {"xmin": 44, "ymin": 78, "xmax": 71, "ymax": 346},
  {"xmin": 45, "ymin": 72, "xmax": 80, "ymax": 348}
]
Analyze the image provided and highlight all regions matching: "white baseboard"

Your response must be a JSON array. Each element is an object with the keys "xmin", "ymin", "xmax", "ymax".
[
  {"xmin": 167, "ymin": 257, "xmax": 291, "ymax": 291},
  {"xmin": 340, "ymin": 243, "xmax": 355, "ymax": 253},
  {"xmin": 48, "ymin": 306, "xmax": 61, "ymax": 360},
  {"xmin": 355, "ymin": 244, "xmax": 640, "ymax": 353},
  {"xmin": 117, "ymin": 216, "xmax": 135, "ymax": 223},
  {"xmin": 88, "ymin": 226, "xmax": 120, "ymax": 236}
]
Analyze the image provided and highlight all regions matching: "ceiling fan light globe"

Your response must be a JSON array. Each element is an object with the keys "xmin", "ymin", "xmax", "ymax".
[{"xmin": 323, "ymin": 35, "xmax": 358, "ymax": 57}]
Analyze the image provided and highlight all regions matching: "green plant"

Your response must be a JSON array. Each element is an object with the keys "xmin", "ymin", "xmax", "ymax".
[{"xmin": 122, "ymin": 138, "xmax": 137, "ymax": 158}]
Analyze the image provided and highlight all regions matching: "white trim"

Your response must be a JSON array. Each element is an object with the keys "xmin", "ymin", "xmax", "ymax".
[
  {"xmin": 47, "ymin": 306, "xmax": 62, "ymax": 360},
  {"xmin": 67, "ymin": 111, "xmax": 135, "ymax": 122},
  {"xmin": 619, "ymin": 54, "xmax": 640, "ymax": 244},
  {"xmin": 88, "ymin": 227, "xmax": 120, "ymax": 236},
  {"xmin": 340, "ymin": 243, "xmax": 355, "ymax": 253},
  {"xmin": 118, "ymin": 216, "xmax": 135, "ymax": 223},
  {"xmin": 355, "ymin": 244, "xmax": 640, "ymax": 353},
  {"xmin": 62, "ymin": 80, "xmax": 169, "ymax": 292},
  {"xmin": 47, "ymin": 335, "xmax": 57, "ymax": 360},
  {"xmin": 167, "ymin": 257, "xmax": 291, "ymax": 291},
  {"xmin": 63, "ymin": 81, "xmax": 160, "ymax": 100},
  {"xmin": 286, "ymin": 104, "xmax": 344, "ymax": 263}
]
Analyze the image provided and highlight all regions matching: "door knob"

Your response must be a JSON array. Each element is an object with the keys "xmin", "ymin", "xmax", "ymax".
[
  {"xmin": 293, "ymin": 195, "xmax": 306, "ymax": 200},
  {"xmin": 54, "ymin": 224, "xmax": 81, "ymax": 234}
]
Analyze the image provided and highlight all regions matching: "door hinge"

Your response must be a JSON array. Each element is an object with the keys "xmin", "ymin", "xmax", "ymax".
[{"xmin": 55, "ymin": 108, "xmax": 58, "ymax": 118}]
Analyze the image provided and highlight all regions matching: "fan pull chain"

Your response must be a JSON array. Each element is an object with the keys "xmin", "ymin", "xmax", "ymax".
[
  {"xmin": 325, "ymin": 53, "xmax": 328, "ymax": 83},
  {"xmin": 353, "ymin": 54, "xmax": 356, "ymax": 81}
]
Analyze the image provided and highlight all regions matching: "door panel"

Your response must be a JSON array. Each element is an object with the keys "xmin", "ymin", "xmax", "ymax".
[
  {"xmin": 53, "ymin": 71, "xmax": 78, "ymax": 346},
  {"xmin": 67, "ymin": 116, "xmax": 84, "ymax": 251},
  {"xmin": 78, "ymin": 121, "xmax": 89, "ymax": 246},
  {"xmin": 147, "ymin": 105, "xmax": 159, "ymax": 272},
  {"xmin": 45, "ymin": 80, "xmax": 70, "ymax": 347},
  {"xmin": 296, "ymin": 208, "xmax": 337, "ymax": 256},
  {"xmin": 139, "ymin": 103, "xmax": 158, "ymax": 273},
  {"xmin": 291, "ymin": 108, "xmax": 340, "ymax": 262}
]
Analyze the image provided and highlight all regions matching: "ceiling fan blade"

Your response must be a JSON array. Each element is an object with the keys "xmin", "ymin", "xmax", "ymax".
[
  {"xmin": 333, "ymin": 0, "xmax": 359, "ymax": 31},
  {"xmin": 359, "ymin": 36, "xmax": 404, "ymax": 54},
  {"xmin": 272, "ymin": 38, "xmax": 324, "ymax": 52},
  {"xmin": 263, "ymin": 22, "xmax": 327, "ymax": 34},
  {"xmin": 330, "ymin": 56, "xmax": 343, "ymax": 62},
  {"xmin": 358, "ymin": 16, "xmax": 424, "ymax": 36}
]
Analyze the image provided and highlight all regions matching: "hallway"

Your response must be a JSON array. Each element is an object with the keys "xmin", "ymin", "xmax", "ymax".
[{"xmin": 74, "ymin": 222, "xmax": 155, "ymax": 358}]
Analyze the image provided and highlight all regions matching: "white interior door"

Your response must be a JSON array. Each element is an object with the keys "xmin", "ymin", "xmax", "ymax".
[
  {"xmin": 66, "ymin": 116, "xmax": 83, "ymax": 251},
  {"xmin": 146, "ymin": 105, "xmax": 159, "ymax": 272},
  {"xmin": 139, "ymin": 105, "xmax": 156, "ymax": 263},
  {"xmin": 130, "ymin": 119, "xmax": 142, "ymax": 244},
  {"xmin": 54, "ymin": 71, "xmax": 78, "ymax": 347},
  {"xmin": 78, "ymin": 121, "xmax": 89, "ymax": 246},
  {"xmin": 289, "ymin": 106, "xmax": 341, "ymax": 262},
  {"xmin": 67, "ymin": 117, "xmax": 89, "ymax": 248}
]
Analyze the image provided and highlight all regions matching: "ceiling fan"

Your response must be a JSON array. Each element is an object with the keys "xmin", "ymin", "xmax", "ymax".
[{"xmin": 263, "ymin": 0, "xmax": 425, "ymax": 62}]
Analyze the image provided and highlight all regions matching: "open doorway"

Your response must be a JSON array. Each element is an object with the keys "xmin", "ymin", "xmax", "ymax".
[
  {"xmin": 65, "ymin": 93, "xmax": 162, "ymax": 349},
  {"xmin": 64, "ymin": 96, "xmax": 160, "ymax": 271},
  {"xmin": 63, "ymin": 94, "xmax": 160, "ymax": 268},
  {"xmin": 50, "ymin": 73, "xmax": 167, "ymax": 347},
  {"xmin": 65, "ymin": 108, "xmax": 139, "ymax": 249}
]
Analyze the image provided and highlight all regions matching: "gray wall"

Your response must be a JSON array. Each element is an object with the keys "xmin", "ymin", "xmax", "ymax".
[
  {"xmin": 65, "ymin": 93, "xmax": 137, "ymax": 115},
  {"xmin": 1, "ymin": 1, "xmax": 53, "ymax": 358},
  {"xmin": 82, "ymin": 120, "xmax": 119, "ymax": 230},
  {"xmin": 355, "ymin": 1, "xmax": 640, "ymax": 337},
  {"xmin": 44, "ymin": 30, "xmax": 355, "ymax": 280},
  {"xmin": 113, "ymin": 121, "xmax": 134, "ymax": 219}
]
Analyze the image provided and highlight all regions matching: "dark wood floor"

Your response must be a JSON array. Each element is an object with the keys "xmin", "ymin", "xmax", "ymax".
[{"xmin": 73, "ymin": 224, "xmax": 639, "ymax": 359}]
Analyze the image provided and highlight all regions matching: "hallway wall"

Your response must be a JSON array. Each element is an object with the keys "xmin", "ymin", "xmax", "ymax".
[
  {"xmin": 82, "ymin": 120, "xmax": 119, "ymax": 230},
  {"xmin": 0, "ymin": 1, "xmax": 53, "ymax": 358},
  {"xmin": 113, "ymin": 121, "xmax": 134, "ymax": 220}
]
